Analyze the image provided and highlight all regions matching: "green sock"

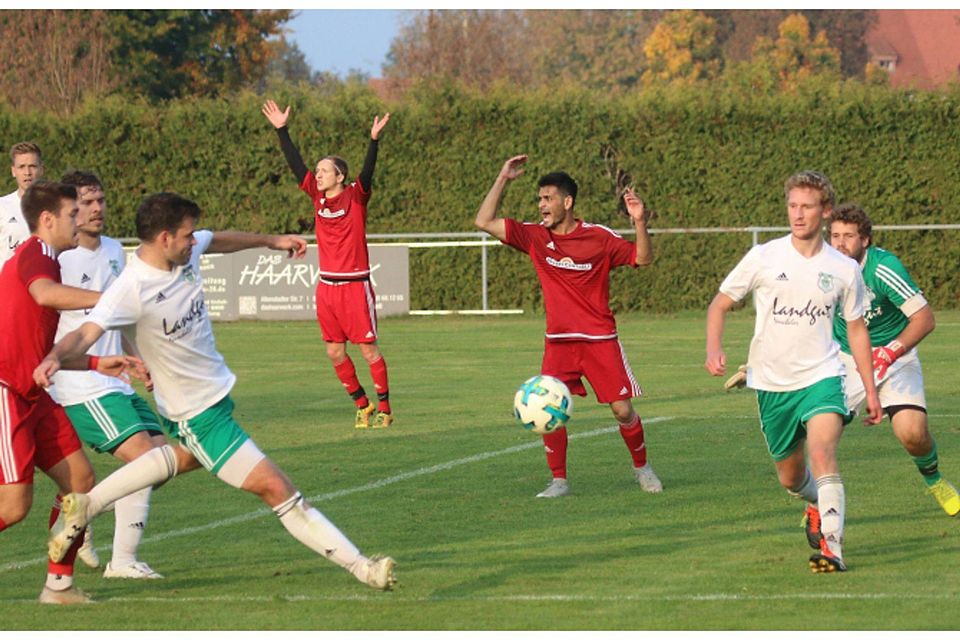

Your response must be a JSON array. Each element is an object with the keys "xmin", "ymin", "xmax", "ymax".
[{"xmin": 912, "ymin": 444, "xmax": 942, "ymax": 487}]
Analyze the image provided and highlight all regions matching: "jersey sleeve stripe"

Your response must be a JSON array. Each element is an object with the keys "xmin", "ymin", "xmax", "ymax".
[{"xmin": 875, "ymin": 264, "xmax": 919, "ymax": 299}]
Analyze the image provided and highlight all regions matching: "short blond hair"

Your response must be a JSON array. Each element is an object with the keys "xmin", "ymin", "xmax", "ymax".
[
  {"xmin": 10, "ymin": 141, "xmax": 42, "ymax": 165},
  {"xmin": 784, "ymin": 170, "xmax": 835, "ymax": 208}
]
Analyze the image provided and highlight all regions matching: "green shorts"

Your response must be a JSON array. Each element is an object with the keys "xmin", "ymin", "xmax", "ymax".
[
  {"xmin": 160, "ymin": 395, "xmax": 249, "ymax": 474},
  {"xmin": 64, "ymin": 392, "xmax": 162, "ymax": 454},
  {"xmin": 756, "ymin": 376, "xmax": 853, "ymax": 462}
]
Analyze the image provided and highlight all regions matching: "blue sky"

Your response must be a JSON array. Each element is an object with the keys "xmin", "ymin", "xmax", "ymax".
[{"xmin": 286, "ymin": 10, "xmax": 412, "ymax": 78}]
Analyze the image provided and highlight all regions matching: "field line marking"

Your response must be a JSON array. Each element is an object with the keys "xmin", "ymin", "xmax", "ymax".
[
  {"xmin": 0, "ymin": 417, "xmax": 674, "ymax": 574},
  {"xmin": 3, "ymin": 591, "xmax": 959, "ymax": 605}
]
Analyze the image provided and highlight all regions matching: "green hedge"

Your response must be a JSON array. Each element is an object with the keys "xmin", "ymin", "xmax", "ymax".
[{"xmin": 3, "ymin": 81, "xmax": 958, "ymax": 311}]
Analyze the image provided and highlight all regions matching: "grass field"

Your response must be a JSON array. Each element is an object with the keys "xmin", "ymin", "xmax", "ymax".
[{"xmin": 3, "ymin": 310, "xmax": 959, "ymax": 630}]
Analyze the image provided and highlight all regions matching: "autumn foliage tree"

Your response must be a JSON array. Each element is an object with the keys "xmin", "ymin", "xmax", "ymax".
[
  {"xmin": 641, "ymin": 10, "xmax": 722, "ymax": 87},
  {"xmin": 748, "ymin": 13, "xmax": 842, "ymax": 91}
]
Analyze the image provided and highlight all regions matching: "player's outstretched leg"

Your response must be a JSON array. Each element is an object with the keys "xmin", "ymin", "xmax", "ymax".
[
  {"xmin": 49, "ymin": 445, "xmax": 179, "ymax": 562},
  {"xmin": 272, "ymin": 491, "xmax": 397, "ymax": 590}
]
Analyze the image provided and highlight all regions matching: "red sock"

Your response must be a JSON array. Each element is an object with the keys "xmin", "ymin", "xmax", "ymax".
[
  {"xmin": 0, "ymin": 516, "xmax": 7, "ymax": 532},
  {"xmin": 543, "ymin": 429, "xmax": 568, "ymax": 479},
  {"xmin": 48, "ymin": 531, "xmax": 82, "ymax": 577},
  {"xmin": 369, "ymin": 356, "xmax": 391, "ymax": 413},
  {"xmin": 619, "ymin": 414, "xmax": 648, "ymax": 467},
  {"xmin": 47, "ymin": 495, "xmax": 79, "ymax": 577},
  {"xmin": 333, "ymin": 357, "xmax": 367, "ymax": 408}
]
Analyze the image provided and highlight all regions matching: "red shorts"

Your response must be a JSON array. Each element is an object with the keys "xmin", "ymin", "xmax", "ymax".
[
  {"xmin": 315, "ymin": 279, "xmax": 379, "ymax": 344},
  {"xmin": 1, "ymin": 384, "xmax": 82, "ymax": 485},
  {"xmin": 541, "ymin": 339, "xmax": 642, "ymax": 404}
]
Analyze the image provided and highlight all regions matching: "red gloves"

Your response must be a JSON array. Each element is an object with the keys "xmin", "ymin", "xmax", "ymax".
[{"xmin": 871, "ymin": 339, "xmax": 905, "ymax": 379}]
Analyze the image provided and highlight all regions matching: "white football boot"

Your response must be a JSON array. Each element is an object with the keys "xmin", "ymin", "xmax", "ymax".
[
  {"xmin": 536, "ymin": 478, "xmax": 570, "ymax": 498},
  {"xmin": 634, "ymin": 465, "xmax": 663, "ymax": 493}
]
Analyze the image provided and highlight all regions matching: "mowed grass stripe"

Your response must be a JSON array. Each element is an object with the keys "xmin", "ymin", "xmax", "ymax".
[{"xmin": 0, "ymin": 417, "xmax": 676, "ymax": 573}]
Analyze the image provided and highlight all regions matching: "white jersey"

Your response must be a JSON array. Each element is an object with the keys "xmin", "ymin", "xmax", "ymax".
[
  {"xmin": 720, "ymin": 235, "xmax": 866, "ymax": 392},
  {"xmin": 87, "ymin": 230, "xmax": 236, "ymax": 421},
  {"xmin": 0, "ymin": 190, "xmax": 28, "ymax": 265},
  {"xmin": 49, "ymin": 236, "xmax": 134, "ymax": 406}
]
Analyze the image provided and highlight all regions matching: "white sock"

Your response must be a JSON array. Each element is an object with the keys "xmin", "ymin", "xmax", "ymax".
[
  {"xmin": 86, "ymin": 445, "xmax": 177, "ymax": 518},
  {"xmin": 787, "ymin": 467, "xmax": 818, "ymax": 503},
  {"xmin": 274, "ymin": 493, "xmax": 368, "ymax": 579},
  {"xmin": 110, "ymin": 486, "xmax": 152, "ymax": 566},
  {"xmin": 45, "ymin": 572, "xmax": 73, "ymax": 591},
  {"xmin": 816, "ymin": 474, "xmax": 845, "ymax": 557}
]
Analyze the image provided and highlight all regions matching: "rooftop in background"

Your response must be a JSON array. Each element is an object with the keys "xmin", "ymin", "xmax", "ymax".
[{"xmin": 866, "ymin": 10, "xmax": 960, "ymax": 89}]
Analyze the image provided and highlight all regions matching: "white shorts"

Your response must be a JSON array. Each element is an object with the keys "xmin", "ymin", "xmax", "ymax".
[{"xmin": 839, "ymin": 348, "xmax": 926, "ymax": 413}]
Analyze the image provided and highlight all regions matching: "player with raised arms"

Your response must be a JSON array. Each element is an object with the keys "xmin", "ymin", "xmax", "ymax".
[
  {"xmin": 0, "ymin": 181, "xmax": 142, "ymax": 604},
  {"xmin": 262, "ymin": 99, "xmax": 394, "ymax": 430},
  {"xmin": 1, "ymin": 141, "xmax": 45, "ymax": 265},
  {"xmin": 36, "ymin": 192, "xmax": 397, "ymax": 593},
  {"xmin": 49, "ymin": 169, "xmax": 168, "ymax": 579},
  {"xmin": 705, "ymin": 171, "xmax": 883, "ymax": 573},
  {"xmin": 829, "ymin": 203, "xmax": 959, "ymax": 516},
  {"xmin": 475, "ymin": 154, "xmax": 663, "ymax": 498}
]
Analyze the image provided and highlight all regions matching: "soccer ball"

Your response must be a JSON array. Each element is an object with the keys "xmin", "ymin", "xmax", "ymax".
[{"xmin": 513, "ymin": 375, "xmax": 573, "ymax": 435}]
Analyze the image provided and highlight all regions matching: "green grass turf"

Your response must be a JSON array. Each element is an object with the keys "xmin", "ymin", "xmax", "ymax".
[{"xmin": 2, "ymin": 310, "xmax": 959, "ymax": 629}]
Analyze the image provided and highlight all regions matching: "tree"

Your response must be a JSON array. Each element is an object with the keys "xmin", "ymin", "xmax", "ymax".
[
  {"xmin": 384, "ymin": 10, "xmax": 530, "ymax": 90},
  {"xmin": 747, "ymin": 13, "xmax": 841, "ymax": 91},
  {"xmin": 642, "ymin": 10, "xmax": 722, "ymax": 87},
  {"xmin": 525, "ymin": 10, "xmax": 660, "ymax": 91},
  {"xmin": 385, "ymin": 10, "xmax": 661, "ymax": 93},
  {"xmin": 0, "ymin": 11, "xmax": 115, "ymax": 115},
  {"xmin": 706, "ymin": 9, "xmax": 875, "ymax": 79},
  {"xmin": 107, "ymin": 10, "xmax": 292, "ymax": 100}
]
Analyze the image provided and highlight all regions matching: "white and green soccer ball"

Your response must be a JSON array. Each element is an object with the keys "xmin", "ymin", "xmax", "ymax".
[{"xmin": 513, "ymin": 375, "xmax": 573, "ymax": 435}]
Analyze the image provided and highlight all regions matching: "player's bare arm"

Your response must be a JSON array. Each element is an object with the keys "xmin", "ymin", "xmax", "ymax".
[
  {"xmin": 475, "ymin": 155, "xmax": 527, "ymax": 242},
  {"xmin": 28, "ymin": 278, "xmax": 100, "ymax": 311},
  {"xmin": 623, "ymin": 187, "xmax": 653, "ymax": 267},
  {"xmin": 33, "ymin": 321, "xmax": 107, "ymax": 387},
  {"xmin": 846, "ymin": 317, "xmax": 883, "ymax": 425},
  {"xmin": 208, "ymin": 231, "xmax": 307, "ymax": 258},
  {"xmin": 371, "ymin": 113, "xmax": 391, "ymax": 140},
  {"xmin": 705, "ymin": 292, "xmax": 735, "ymax": 376},
  {"xmin": 896, "ymin": 304, "xmax": 935, "ymax": 351},
  {"xmin": 261, "ymin": 100, "xmax": 290, "ymax": 129},
  {"xmin": 873, "ymin": 304, "xmax": 935, "ymax": 378}
]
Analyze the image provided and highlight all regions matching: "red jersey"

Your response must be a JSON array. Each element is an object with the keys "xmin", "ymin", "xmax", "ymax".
[
  {"xmin": 503, "ymin": 218, "xmax": 637, "ymax": 341},
  {"xmin": 0, "ymin": 236, "xmax": 62, "ymax": 400},
  {"xmin": 300, "ymin": 173, "xmax": 371, "ymax": 280}
]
